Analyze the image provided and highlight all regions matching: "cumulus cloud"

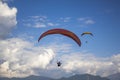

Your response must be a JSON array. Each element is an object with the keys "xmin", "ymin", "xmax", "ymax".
[
  {"xmin": 28, "ymin": 48, "xmax": 120, "ymax": 79},
  {"xmin": 111, "ymin": 54, "xmax": 120, "ymax": 71},
  {"xmin": 0, "ymin": 38, "xmax": 55, "ymax": 78},
  {"xmin": 0, "ymin": 37, "xmax": 120, "ymax": 78},
  {"xmin": 60, "ymin": 53, "xmax": 120, "ymax": 77},
  {"xmin": 0, "ymin": 1, "xmax": 17, "ymax": 39}
]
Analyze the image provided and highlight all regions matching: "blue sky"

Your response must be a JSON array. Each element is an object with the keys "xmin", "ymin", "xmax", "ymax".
[
  {"xmin": 0, "ymin": 0, "xmax": 120, "ymax": 78},
  {"xmin": 12, "ymin": 0, "xmax": 120, "ymax": 56}
]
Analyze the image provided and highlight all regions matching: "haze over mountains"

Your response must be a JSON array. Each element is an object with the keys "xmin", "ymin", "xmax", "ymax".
[
  {"xmin": 1, "ymin": 73, "xmax": 120, "ymax": 80},
  {"xmin": 0, "ymin": 74, "xmax": 110, "ymax": 80},
  {"xmin": 108, "ymin": 73, "xmax": 120, "ymax": 80}
]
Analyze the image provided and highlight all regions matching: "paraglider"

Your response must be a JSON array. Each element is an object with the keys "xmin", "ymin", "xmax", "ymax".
[
  {"xmin": 57, "ymin": 61, "xmax": 62, "ymax": 67},
  {"xmin": 38, "ymin": 28, "xmax": 81, "ymax": 46},
  {"xmin": 81, "ymin": 32, "xmax": 93, "ymax": 36},
  {"xmin": 38, "ymin": 28, "xmax": 81, "ymax": 67},
  {"xmin": 81, "ymin": 32, "xmax": 93, "ymax": 43}
]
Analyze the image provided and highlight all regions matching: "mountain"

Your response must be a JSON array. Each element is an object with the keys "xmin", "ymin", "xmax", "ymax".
[
  {"xmin": 107, "ymin": 73, "xmax": 120, "ymax": 80},
  {"xmin": 0, "ymin": 75, "xmax": 53, "ymax": 80},
  {"xmin": 0, "ymin": 74, "xmax": 110, "ymax": 80},
  {"xmin": 58, "ymin": 74, "xmax": 109, "ymax": 80}
]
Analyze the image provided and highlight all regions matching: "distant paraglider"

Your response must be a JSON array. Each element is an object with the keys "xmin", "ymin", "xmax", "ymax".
[
  {"xmin": 38, "ymin": 28, "xmax": 81, "ymax": 46},
  {"xmin": 81, "ymin": 32, "xmax": 93, "ymax": 36},
  {"xmin": 81, "ymin": 32, "xmax": 93, "ymax": 43}
]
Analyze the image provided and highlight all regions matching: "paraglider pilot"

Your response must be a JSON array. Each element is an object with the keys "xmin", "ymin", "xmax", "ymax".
[{"xmin": 57, "ymin": 61, "xmax": 62, "ymax": 67}]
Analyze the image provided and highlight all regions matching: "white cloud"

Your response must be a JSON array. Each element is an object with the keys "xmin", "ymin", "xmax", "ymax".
[
  {"xmin": 0, "ymin": 38, "xmax": 55, "ymax": 78},
  {"xmin": 0, "ymin": 1, "xmax": 17, "ymax": 39},
  {"xmin": 30, "ymin": 48, "xmax": 120, "ymax": 78},
  {"xmin": 111, "ymin": 54, "xmax": 120, "ymax": 71},
  {"xmin": 60, "ymin": 17, "xmax": 71, "ymax": 22},
  {"xmin": 0, "ymin": 37, "xmax": 120, "ymax": 78},
  {"xmin": 34, "ymin": 22, "xmax": 46, "ymax": 28},
  {"xmin": 85, "ymin": 19, "xmax": 95, "ymax": 24},
  {"xmin": 60, "ymin": 53, "xmax": 120, "ymax": 77},
  {"xmin": 23, "ymin": 16, "xmax": 59, "ymax": 28},
  {"xmin": 78, "ymin": 18, "xmax": 86, "ymax": 21},
  {"xmin": 77, "ymin": 17, "xmax": 95, "ymax": 27},
  {"xmin": 47, "ymin": 22, "xmax": 59, "ymax": 27}
]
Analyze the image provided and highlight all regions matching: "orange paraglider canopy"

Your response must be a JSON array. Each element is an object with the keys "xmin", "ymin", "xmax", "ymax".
[{"xmin": 38, "ymin": 28, "xmax": 81, "ymax": 46}]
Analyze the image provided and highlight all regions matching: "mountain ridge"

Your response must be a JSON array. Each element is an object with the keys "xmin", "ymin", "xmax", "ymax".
[
  {"xmin": 107, "ymin": 73, "xmax": 120, "ymax": 80},
  {"xmin": 0, "ymin": 74, "xmax": 110, "ymax": 80}
]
